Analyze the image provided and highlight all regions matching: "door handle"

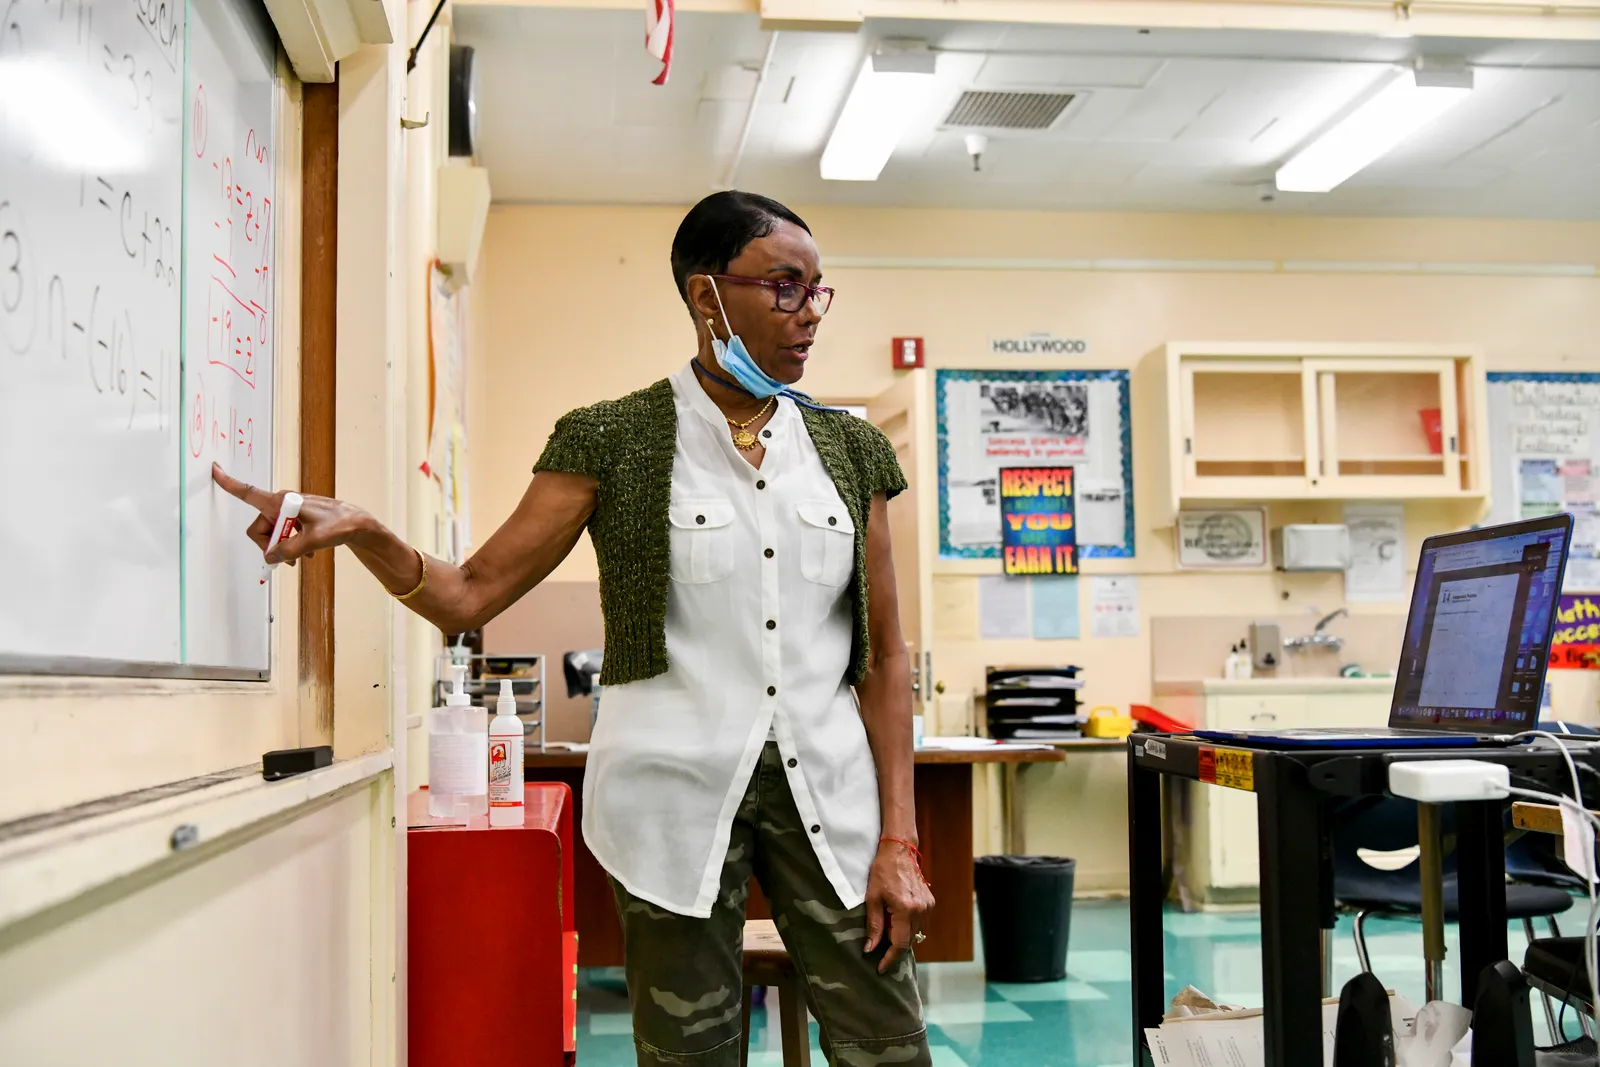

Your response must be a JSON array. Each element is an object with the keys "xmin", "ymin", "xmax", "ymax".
[
  {"xmin": 1250, "ymin": 712, "xmax": 1277, "ymax": 724},
  {"xmin": 1448, "ymin": 435, "xmax": 1457, "ymax": 454},
  {"xmin": 1184, "ymin": 437, "xmax": 1192, "ymax": 455}
]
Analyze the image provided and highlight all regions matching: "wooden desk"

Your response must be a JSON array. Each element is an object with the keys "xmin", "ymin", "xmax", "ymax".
[{"xmin": 526, "ymin": 745, "xmax": 1065, "ymax": 967}]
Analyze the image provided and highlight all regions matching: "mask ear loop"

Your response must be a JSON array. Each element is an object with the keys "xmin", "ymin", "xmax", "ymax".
[{"xmin": 706, "ymin": 276, "xmax": 734, "ymax": 343}]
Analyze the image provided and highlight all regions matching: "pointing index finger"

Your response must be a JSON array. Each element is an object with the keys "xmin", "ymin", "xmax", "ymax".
[{"xmin": 212, "ymin": 463, "xmax": 276, "ymax": 513}]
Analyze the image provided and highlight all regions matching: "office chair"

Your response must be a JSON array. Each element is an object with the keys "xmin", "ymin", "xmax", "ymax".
[{"xmin": 1330, "ymin": 795, "xmax": 1574, "ymax": 1004}]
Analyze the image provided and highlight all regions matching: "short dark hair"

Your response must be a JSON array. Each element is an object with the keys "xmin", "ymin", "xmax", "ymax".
[{"xmin": 670, "ymin": 191, "xmax": 810, "ymax": 305}]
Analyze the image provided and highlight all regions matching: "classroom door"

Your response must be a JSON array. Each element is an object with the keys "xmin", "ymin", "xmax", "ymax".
[{"xmin": 867, "ymin": 371, "xmax": 934, "ymax": 713}]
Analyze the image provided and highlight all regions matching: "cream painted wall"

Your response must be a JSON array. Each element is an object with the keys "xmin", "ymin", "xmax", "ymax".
[
  {"xmin": 472, "ymin": 203, "xmax": 1600, "ymax": 890},
  {"xmin": 0, "ymin": 786, "xmax": 383, "ymax": 1066},
  {"xmin": 402, "ymin": 3, "xmax": 458, "ymax": 795}
]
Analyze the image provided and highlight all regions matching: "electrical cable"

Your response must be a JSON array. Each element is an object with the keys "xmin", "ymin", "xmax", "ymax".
[{"xmin": 1504, "ymin": 730, "xmax": 1600, "ymax": 1062}]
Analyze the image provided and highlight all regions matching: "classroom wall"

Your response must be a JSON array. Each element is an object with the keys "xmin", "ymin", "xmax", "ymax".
[
  {"xmin": 471, "ymin": 203, "xmax": 1600, "ymax": 890},
  {"xmin": 0, "ymin": 18, "xmax": 410, "ymax": 1063},
  {"xmin": 0, "ymin": 785, "xmax": 384, "ymax": 1066},
  {"xmin": 402, "ymin": 3, "xmax": 460, "ymax": 793}
]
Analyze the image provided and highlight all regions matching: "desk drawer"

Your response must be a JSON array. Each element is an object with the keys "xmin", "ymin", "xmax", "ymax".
[{"xmin": 1208, "ymin": 694, "xmax": 1306, "ymax": 732}]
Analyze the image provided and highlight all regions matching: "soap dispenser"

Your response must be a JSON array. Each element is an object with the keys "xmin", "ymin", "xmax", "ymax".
[{"xmin": 428, "ymin": 665, "xmax": 489, "ymax": 819}]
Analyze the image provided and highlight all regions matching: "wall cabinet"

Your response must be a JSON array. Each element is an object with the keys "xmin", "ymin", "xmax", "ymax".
[{"xmin": 1150, "ymin": 343, "xmax": 1488, "ymax": 517}]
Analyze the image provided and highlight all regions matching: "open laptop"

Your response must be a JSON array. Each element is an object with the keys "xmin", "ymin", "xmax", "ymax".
[{"xmin": 1193, "ymin": 512, "xmax": 1573, "ymax": 749}]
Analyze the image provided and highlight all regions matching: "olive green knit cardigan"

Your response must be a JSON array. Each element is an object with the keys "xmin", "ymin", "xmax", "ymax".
[{"xmin": 533, "ymin": 378, "xmax": 907, "ymax": 687}]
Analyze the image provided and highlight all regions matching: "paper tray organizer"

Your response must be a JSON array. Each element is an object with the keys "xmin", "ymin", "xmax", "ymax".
[{"xmin": 984, "ymin": 666, "xmax": 1084, "ymax": 740}]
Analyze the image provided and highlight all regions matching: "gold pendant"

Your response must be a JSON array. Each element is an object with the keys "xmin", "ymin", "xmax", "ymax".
[{"xmin": 731, "ymin": 429, "xmax": 758, "ymax": 451}]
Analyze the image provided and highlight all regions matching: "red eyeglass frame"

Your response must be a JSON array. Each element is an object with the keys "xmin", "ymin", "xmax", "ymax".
[{"xmin": 712, "ymin": 275, "xmax": 834, "ymax": 315}]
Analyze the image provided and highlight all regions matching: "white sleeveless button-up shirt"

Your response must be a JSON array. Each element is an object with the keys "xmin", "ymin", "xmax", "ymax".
[{"xmin": 582, "ymin": 362, "xmax": 881, "ymax": 917}]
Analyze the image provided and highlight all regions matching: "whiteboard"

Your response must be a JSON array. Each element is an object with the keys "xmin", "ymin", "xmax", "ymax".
[
  {"xmin": 0, "ymin": 0, "xmax": 279, "ymax": 677},
  {"xmin": 182, "ymin": 0, "xmax": 277, "ymax": 672},
  {"xmin": 1487, "ymin": 372, "xmax": 1600, "ymax": 593}
]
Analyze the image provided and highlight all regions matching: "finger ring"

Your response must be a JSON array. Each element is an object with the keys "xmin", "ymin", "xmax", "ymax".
[{"xmin": 914, "ymin": 932, "xmax": 926, "ymax": 944}]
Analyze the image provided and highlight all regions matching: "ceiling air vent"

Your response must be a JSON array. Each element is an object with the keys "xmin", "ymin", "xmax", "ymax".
[{"xmin": 942, "ymin": 90, "xmax": 1075, "ymax": 131}]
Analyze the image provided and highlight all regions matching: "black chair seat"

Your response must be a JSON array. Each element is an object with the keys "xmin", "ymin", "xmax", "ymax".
[
  {"xmin": 1525, "ymin": 936, "xmax": 1592, "ymax": 1005},
  {"xmin": 1339, "ymin": 877, "xmax": 1574, "ymax": 922}
]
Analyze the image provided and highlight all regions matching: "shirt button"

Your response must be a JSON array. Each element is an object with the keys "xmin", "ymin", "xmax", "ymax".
[
  {"xmin": 762, "ymin": 429, "xmax": 772, "ymax": 439},
  {"xmin": 756, "ymin": 480, "xmax": 766, "ymax": 490},
  {"xmin": 767, "ymin": 685, "xmax": 776, "ymax": 697},
  {"xmin": 828, "ymin": 515, "xmax": 837, "ymax": 526},
  {"xmin": 764, "ymin": 548, "xmax": 774, "ymax": 559},
  {"xmin": 766, "ymin": 619, "xmax": 776, "ymax": 630},
  {"xmin": 810, "ymin": 824, "xmax": 821, "ymax": 834},
  {"xmin": 787, "ymin": 758, "xmax": 797, "ymax": 768},
  {"xmin": 695, "ymin": 514, "xmax": 705, "ymax": 525}
]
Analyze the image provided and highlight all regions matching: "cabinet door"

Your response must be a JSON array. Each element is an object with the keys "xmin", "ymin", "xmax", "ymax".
[
  {"xmin": 1208, "ymin": 783, "xmax": 1261, "ymax": 888},
  {"xmin": 1309, "ymin": 359, "xmax": 1461, "ymax": 496},
  {"xmin": 1179, "ymin": 360, "xmax": 1318, "ymax": 499}
]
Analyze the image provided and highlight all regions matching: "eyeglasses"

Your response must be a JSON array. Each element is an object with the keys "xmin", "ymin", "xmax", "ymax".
[{"xmin": 713, "ymin": 275, "xmax": 834, "ymax": 316}]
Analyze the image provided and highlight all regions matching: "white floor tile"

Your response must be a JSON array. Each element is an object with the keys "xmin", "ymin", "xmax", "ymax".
[
  {"xmin": 1065, "ymin": 949, "xmax": 1134, "ymax": 984},
  {"xmin": 991, "ymin": 980, "xmax": 1109, "ymax": 1003},
  {"xmin": 924, "ymin": 1000, "xmax": 1034, "ymax": 1026}
]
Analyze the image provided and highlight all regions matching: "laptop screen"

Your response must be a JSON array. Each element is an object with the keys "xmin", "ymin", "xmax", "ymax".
[{"xmin": 1391, "ymin": 514, "xmax": 1572, "ymax": 732}]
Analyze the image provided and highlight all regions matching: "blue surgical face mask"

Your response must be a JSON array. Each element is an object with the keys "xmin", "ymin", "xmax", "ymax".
[{"xmin": 707, "ymin": 277, "xmax": 784, "ymax": 399}]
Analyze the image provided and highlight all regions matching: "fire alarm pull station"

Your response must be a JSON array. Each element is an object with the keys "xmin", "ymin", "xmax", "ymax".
[{"xmin": 893, "ymin": 337, "xmax": 924, "ymax": 369}]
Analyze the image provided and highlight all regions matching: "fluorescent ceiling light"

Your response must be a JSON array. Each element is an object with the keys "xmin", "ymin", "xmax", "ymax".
[
  {"xmin": 1275, "ymin": 68, "xmax": 1471, "ymax": 194},
  {"xmin": 820, "ymin": 52, "xmax": 936, "ymax": 182}
]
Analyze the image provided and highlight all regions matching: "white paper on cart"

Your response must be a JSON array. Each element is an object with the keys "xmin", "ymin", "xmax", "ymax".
[{"xmin": 1145, "ymin": 991, "xmax": 1417, "ymax": 1067}]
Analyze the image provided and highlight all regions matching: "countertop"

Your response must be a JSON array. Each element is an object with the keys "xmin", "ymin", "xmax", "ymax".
[
  {"xmin": 1153, "ymin": 676, "xmax": 1396, "ymax": 697},
  {"xmin": 525, "ymin": 744, "xmax": 1070, "ymax": 769}
]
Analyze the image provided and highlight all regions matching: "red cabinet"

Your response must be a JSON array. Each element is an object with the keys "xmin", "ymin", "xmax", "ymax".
[{"xmin": 409, "ymin": 784, "xmax": 577, "ymax": 1066}]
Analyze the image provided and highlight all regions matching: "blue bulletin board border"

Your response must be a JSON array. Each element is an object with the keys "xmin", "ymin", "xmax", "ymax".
[
  {"xmin": 936, "ymin": 368, "xmax": 1134, "ymax": 559},
  {"xmin": 1486, "ymin": 373, "xmax": 1600, "ymax": 384}
]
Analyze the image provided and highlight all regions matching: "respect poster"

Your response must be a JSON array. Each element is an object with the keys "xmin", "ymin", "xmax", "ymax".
[
  {"xmin": 1000, "ymin": 467, "xmax": 1077, "ymax": 576},
  {"xmin": 1552, "ymin": 594, "xmax": 1600, "ymax": 670}
]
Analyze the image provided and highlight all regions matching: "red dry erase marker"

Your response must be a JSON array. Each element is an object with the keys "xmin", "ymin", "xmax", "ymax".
[{"xmin": 260, "ymin": 492, "xmax": 303, "ymax": 584}]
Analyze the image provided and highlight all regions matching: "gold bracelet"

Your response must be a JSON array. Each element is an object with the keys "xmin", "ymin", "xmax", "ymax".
[{"xmin": 394, "ymin": 549, "xmax": 428, "ymax": 601}]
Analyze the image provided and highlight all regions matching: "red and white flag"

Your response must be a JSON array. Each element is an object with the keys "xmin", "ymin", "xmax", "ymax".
[{"xmin": 645, "ymin": 0, "xmax": 674, "ymax": 85}]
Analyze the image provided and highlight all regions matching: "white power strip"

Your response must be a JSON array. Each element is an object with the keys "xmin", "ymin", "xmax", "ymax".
[{"xmin": 1388, "ymin": 759, "xmax": 1511, "ymax": 803}]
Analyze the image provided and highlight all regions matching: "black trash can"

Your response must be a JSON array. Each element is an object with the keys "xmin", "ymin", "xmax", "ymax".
[{"xmin": 974, "ymin": 855, "xmax": 1076, "ymax": 983}]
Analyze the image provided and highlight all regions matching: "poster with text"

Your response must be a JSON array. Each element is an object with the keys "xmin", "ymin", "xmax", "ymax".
[
  {"xmin": 1552, "ymin": 594, "xmax": 1600, "ymax": 670},
  {"xmin": 1487, "ymin": 374, "xmax": 1600, "ymax": 591},
  {"xmin": 1000, "ymin": 467, "xmax": 1078, "ymax": 576},
  {"xmin": 937, "ymin": 369, "xmax": 1133, "ymax": 559}
]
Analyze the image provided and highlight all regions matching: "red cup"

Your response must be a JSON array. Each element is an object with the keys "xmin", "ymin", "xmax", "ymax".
[{"xmin": 1420, "ymin": 408, "xmax": 1443, "ymax": 454}]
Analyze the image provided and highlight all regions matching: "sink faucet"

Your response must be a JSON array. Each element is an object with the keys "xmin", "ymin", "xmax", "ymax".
[{"xmin": 1287, "ymin": 608, "xmax": 1347, "ymax": 654}]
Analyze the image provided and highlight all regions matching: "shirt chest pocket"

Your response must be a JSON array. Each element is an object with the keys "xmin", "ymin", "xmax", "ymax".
[
  {"xmin": 668, "ymin": 500, "xmax": 736, "ymax": 584},
  {"xmin": 797, "ymin": 501, "xmax": 855, "ymax": 587}
]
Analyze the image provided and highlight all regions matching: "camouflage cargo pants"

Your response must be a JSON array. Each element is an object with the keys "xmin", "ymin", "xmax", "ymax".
[{"xmin": 609, "ymin": 742, "xmax": 931, "ymax": 1067}]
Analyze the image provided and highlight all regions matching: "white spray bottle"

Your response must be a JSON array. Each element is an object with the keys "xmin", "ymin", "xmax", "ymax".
[{"xmin": 489, "ymin": 679, "xmax": 525, "ymax": 827}]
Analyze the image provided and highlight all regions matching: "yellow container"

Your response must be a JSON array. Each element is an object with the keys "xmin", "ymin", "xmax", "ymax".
[{"xmin": 1084, "ymin": 705, "xmax": 1134, "ymax": 739}]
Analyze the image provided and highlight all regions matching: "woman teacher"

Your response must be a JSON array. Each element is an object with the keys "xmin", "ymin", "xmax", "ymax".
[{"xmin": 216, "ymin": 191, "xmax": 935, "ymax": 1067}]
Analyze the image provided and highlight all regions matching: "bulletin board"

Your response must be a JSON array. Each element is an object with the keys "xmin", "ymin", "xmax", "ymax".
[
  {"xmin": 1487, "ymin": 372, "xmax": 1600, "ymax": 591},
  {"xmin": 936, "ymin": 369, "xmax": 1134, "ymax": 559}
]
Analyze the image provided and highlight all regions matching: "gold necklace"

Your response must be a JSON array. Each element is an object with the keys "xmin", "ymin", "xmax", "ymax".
[{"xmin": 726, "ymin": 397, "xmax": 775, "ymax": 451}]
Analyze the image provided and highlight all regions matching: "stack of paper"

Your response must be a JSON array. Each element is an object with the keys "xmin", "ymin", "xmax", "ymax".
[{"xmin": 1144, "ymin": 988, "xmax": 1418, "ymax": 1067}]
